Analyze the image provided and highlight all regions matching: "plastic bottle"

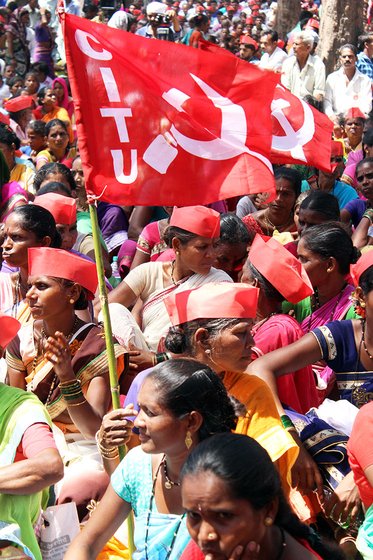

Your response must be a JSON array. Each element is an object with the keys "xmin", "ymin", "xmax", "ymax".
[{"xmin": 110, "ymin": 256, "xmax": 121, "ymax": 288}]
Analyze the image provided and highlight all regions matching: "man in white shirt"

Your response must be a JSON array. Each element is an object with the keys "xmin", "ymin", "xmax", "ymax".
[
  {"xmin": 281, "ymin": 30, "xmax": 326, "ymax": 102},
  {"xmin": 324, "ymin": 44, "xmax": 373, "ymax": 120},
  {"xmin": 259, "ymin": 30, "xmax": 287, "ymax": 72}
]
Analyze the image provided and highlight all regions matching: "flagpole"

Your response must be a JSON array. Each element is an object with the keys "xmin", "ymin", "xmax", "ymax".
[{"xmin": 88, "ymin": 201, "xmax": 135, "ymax": 558}]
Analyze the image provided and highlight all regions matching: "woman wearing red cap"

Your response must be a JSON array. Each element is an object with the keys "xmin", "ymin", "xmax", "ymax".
[
  {"xmin": 0, "ymin": 313, "xmax": 63, "ymax": 560},
  {"xmin": 103, "ymin": 205, "xmax": 232, "ymax": 363}
]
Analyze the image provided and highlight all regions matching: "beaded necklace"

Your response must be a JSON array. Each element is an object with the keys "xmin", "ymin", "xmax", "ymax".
[{"xmin": 144, "ymin": 455, "xmax": 185, "ymax": 560}]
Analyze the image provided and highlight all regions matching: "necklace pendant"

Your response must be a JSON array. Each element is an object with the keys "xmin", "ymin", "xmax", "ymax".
[{"xmin": 164, "ymin": 480, "xmax": 172, "ymax": 490}]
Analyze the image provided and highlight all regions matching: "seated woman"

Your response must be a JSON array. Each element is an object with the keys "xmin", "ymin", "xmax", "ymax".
[
  {"xmin": 242, "ymin": 167, "xmax": 301, "ymax": 238},
  {"xmin": 34, "ymin": 119, "xmax": 75, "ymax": 170},
  {"xmin": 129, "ymin": 206, "xmax": 173, "ymax": 269},
  {"xmin": 123, "ymin": 283, "xmax": 302, "ymax": 497},
  {"xmin": 33, "ymin": 89, "xmax": 73, "ymax": 145},
  {"xmin": 1, "ymin": 204, "xmax": 61, "ymax": 321},
  {"xmin": 0, "ymin": 313, "xmax": 63, "ymax": 560},
  {"xmin": 348, "ymin": 401, "xmax": 373, "ymax": 559},
  {"xmin": 243, "ymin": 234, "xmax": 319, "ymax": 413},
  {"xmin": 64, "ymin": 358, "xmax": 241, "ymax": 559},
  {"xmin": 52, "ymin": 77, "xmax": 74, "ymax": 121},
  {"xmin": 6, "ymin": 247, "xmax": 126, "ymax": 519},
  {"xmin": 103, "ymin": 205, "xmax": 232, "ymax": 356},
  {"xmin": 0, "ymin": 124, "xmax": 35, "ymax": 193},
  {"xmin": 26, "ymin": 119, "xmax": 47, "ymax": 165},
  {"xmin": 181, "ymin": 433, "xmax": 345, "ymax": 560}
]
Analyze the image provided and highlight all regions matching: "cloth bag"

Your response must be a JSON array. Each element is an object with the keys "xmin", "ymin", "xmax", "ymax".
[{"xmin": 39, "ymin": 503, "xmax": 79, "ymax": 560}]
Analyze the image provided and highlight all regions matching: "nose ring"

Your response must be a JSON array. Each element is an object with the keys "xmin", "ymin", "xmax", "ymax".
[{"xmin": 207, "ymin": 532, "xmax": 217, "ymax": 540}]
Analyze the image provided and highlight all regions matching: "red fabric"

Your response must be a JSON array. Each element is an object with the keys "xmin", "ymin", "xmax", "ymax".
[
  {"xmin": 348, "ymin": 401, "xmax": 373, "ymax": 509},
  {"xmin": 170, "ymin": 206, "xmax": 220, "ymax": 238},
  {"xmin": 4, "ymin": 95, "xmax": 34, "ymax": 112},
  {"xmin": 35, "ymin": 193, "xmax": 77, "ymax": 225},
  {"xmin": 180, "ymin": 541, "xmax": 204, "ymax": 560},
  {"xmin": 252, "ymin": 314, "xmax": 319, "ymax": 414},
  {"xmin": 0, "ymin": 314, "xmax": 20, "ymax": 349},
  {"xmin": 350, "ymin": 250, "xmax": 373, "ymax": 286},
  {"xmin": 62, "ymin": 15, "xmax": 277, "ymax": 206},
  {"xmin": 15, "ymin": 422, "xmax": 57, "ymax": 462},
  {"xmin": 198, "ymin": 40, "xmax": 333, "ymax": 173}
]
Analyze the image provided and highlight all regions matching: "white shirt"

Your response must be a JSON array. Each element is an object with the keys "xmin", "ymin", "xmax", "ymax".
[
  {"xmin": 259, "ymin": 46, "xmax": 287, "ymax": 72},
  {"xmin": 324, "ymin": 67, "xmax": 372, "ymax": 117},
  {"xmin": 281, "ymin": 54, "xmax": 326, "ymax": 99}
]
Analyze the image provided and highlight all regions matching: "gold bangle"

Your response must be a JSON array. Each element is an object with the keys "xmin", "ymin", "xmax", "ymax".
[{"xmin": 66, "ymin": 399, "xmax": 86, "ymax": 407}]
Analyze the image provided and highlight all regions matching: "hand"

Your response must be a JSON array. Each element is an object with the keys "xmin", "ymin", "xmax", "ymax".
[
  {"xmin": 99, "ymin": 405, "xmax": 137, "ymax": 448},
  {"xmin": 290, "ymin": 435, "xmax": 323, "ymax": 500},
  {"xmin": 128, "ymin": 343, "xmax": 155, "ymax": 372},
  {"xmin": 225, "ymin": 542, "xmax": 260, "ymax": 560},
  {"xmin": 44, "ymin": 331, "xmax": 74, "ymax": 381},
  {"xmin": 322, "ymin": 472, "xmax": 361, "ymax": 525}
]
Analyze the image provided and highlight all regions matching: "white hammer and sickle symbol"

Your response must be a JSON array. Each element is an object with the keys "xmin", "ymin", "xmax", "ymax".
[{"xmin": 143, "ymin": 73, "xmax": 272, "ymax": 174}]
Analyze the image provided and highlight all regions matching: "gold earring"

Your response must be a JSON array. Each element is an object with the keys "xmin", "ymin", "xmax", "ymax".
[
  {"xmin": 264, "ymin": 517, "xmax": 273, "ymax": 527},
  {"xmin": 69, "ymin": 298, "xmax": 75, "ymax": 304},
  {"xmin": 185, "ymin": 431, "xmax": 193, "ymax": 449}
]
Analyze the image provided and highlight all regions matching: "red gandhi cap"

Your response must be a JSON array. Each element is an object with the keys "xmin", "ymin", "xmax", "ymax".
[
  {"xmin": 249, "ymin": 234, "xmax": 313, "ymax": 304},
  {"xmin": 34, "ymin": 193, "xmax": 76, "ymax": 226},
  {"xmin": 351, "ymin": 250, "xmax": 373, "ymax": 286},
  {"xmin": 240, "ymin": 35, "xmax": 258, "ymax": 49},
  {"xmin": 170, "ymin": 206, "xmax": 220, "ymax": 238},
  {"xmin": 28, "ymin": 247, "xmax": 98, "ymax": 299},
  {"xmin": 164, "ymin": 282, "xmax": 259, "ymax": 324},
  {"xmin": 4, "ymin": 95, "xmax": 33, "ymax": 113},
  {"xmin": 345, "ymin": 107, "xmax": 366, "ymax": 120},
  {"xmin": 0, "ymin": 314, "xmax": 20, "ymax": 349}
]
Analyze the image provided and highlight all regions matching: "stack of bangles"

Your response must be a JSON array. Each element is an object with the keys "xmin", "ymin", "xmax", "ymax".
[
  {"xmin": 153, "ymin": 352, "xmax": 172, "ymax": 366},
  {"xmin": 95, "ymin": 430, "xmax": 119, "ymax": 460},
  {"xmin": 59, "ymin": 379, "xmax": 86, "ymax": 407},
  {"xmin": 280, "ymin": 414, "xmax": 296, "ymax": 432}
]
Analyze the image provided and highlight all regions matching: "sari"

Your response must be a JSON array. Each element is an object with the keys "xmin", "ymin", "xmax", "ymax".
[
  {"xmin": 5, "ymin": 8, "xmax": 30, "ymax": 77},
  {"xmin": 136, "ymin": 220, "xmax": 168, "ymax": 262},
  {"xmin": 0, "ymin": 272, "xmax": 32, "ymax": 324},
  {"xmin": 357, "ymin": 505, "xmax": 373, "ymax": 560},
  {"xmin": 0, "ymin": 384, "xmax": 52, "ymax": 560}
]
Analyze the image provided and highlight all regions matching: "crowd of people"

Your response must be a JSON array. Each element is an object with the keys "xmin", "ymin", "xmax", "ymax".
[{"xmin": 0, "ymin": 0, "xmax": 373, "ymax": 559}]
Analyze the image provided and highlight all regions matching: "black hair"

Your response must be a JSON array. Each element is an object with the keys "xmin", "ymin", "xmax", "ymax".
[
  {"xmin": 30, "ymin": 62, "xmax": 50, "ymax": 78},
  {"xmin": 25, "ymin": 70, "xmax": 40, "ymax": 81},
  {"xmin": 363, "ymin": 129, "xmax": 373, "ymax": 148},
  {"xmin": 301, "ymin": 223, "xmax": 359, "ymax": 275},
  {"xmin": 219, "ymin": 213, "xmax": 251, "ymax": 244},
  {"xmin": 33, "ymin": 163, "xmax": 76, "ymax": 193},
  {"xmin": 8, "ymin": 75, "xmax": 24, "ymax": 88},
  {"xmin": 59, "ymin": 279, "xmax": 88, "ymax": 310},
  {"xmin": 260, "ymin": 29, "xmax": 278, "ymax": 42},
  {"xmin": 244, "ymin": 261, "xmax": 283, "ymax": 302},
  {"xmin": 181, "ymin": 434, "xmax": 345, "ymax": 560},
  {"xmin": 359, "ymin": 265, "xmax": 373, "ymax": 295},
  {"xmin": 299, "ymin": 191, "xmax": 340, "ymax": 221},
  {"xmin": 165, "ymin": 317, "xmax": 245, "ymax": 355},
  {"xmin": 339, "ymin": 43, "xmax": 358, "ymax": 56},
  {"xmin": 274, "ymin": 166, "xmax": 302, "ymax": 199},
  {"xmin": 26, "ymin": 119, "xmax": 46, "ymax": 137},
  {"xmin": 12, "ymin": 205, "xmax": 61, "ymax": 248},
  {"xmin": 0, "ymin": 150, "xmax": 10, "ymax": 185},
  {"xmin": 356, "ymin": 156, "xmax": 373, "ymax": 175},
  {"xmin": 36, "ymin": 181, "xmax": 72, "ymax": 197},
  {"xmin": 37, "ymin": 86, "xmax": 50, "ymax": 105},
  {"xmin": 163, "ymin": 226, "xmax": 197, "ymax": 248},
  {"xmin": 0, "ymin": 123, "xmax": 20, "ymax": 149},
  {"xmin": 358, "ymin": 34, "xmax": 373, "ymax": 52},
  {"xmin": 45, "ymin": 118, "xmax": 68, "ymax": 137},
  {"xmin": 148, "ymin": 359, "xmax": 241, "ymax": 439}
]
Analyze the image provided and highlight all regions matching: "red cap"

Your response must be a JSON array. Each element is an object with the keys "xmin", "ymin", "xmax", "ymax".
[
  {"xmin": 249, "ymin": 235, "xmax": 313, "ymax": 303},
  {"xmin": 306, "ymin": 18, "xmax": 320, "ymax": 30},
  {"xmin": 331, "ymin": 140, "xmax": 344, "ymax": 157},
  {"xmin": 164, "ymin": 282, "xmax": 259, "ymax": 325},
  {"xmin": 28, "ymin": 247, "xmax": 98, "ymax": 299},
  {"xmin": 34, "ymin": 193, "xmax": 76, "ymax": 225},
  {"xmin": 345, "ymin": 107, "xmax": 366, "ymax": 120},
  {"xmin": 4, "ymin": 95, "xmax": 33, "ymax": 113},
  {"xmin": 351, "ymin": 251, "xmax": 373, "ymax": 286},
  {"xmin": 170, "ymin": 206, "xmax": 220, "ymax": 238},
  {"xmin": 0, "ymin": 314, "xmax": 20, "ymax": 349},
  {"xmin": 240, "ymin": 35, "xmax": 258, "ymax": 49}
]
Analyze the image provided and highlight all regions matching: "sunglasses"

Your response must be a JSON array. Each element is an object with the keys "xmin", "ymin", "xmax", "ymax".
[{"xmin": 357, "ymin": 172, "xmax": 373, "ymax": 182}]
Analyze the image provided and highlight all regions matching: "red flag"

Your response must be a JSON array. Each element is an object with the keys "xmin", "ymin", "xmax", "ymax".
[
  {"xmin": 270, "ymin": 85, "xmax": 333, "ymax": 173},
  {"xmin": 62, "ymin": 15, "xmax": 278, "ymax": 206},
  {"xmin": 200, "ymin": 40, "xmax": 333, "ymax": 173}
]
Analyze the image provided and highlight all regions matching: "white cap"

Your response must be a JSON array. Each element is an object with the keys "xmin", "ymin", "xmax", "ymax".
[{"xmin": 146, "ymin": 2, "xmax": 167, "ymax": 15}]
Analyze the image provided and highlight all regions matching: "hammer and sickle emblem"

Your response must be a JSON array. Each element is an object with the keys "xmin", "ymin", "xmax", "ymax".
[
  {"xmin": 271, "ymin": 86, "xmax": 315, "ymax": 162},
  {"xmin": 143, "ymin": 73, "xmax": 272, "ymax": 174}
]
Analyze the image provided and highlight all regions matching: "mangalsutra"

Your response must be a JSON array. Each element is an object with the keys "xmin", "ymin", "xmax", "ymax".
[
  {"xmin": 162, "ymin": 456, "xmax": 181, "ymax": 490},
  {"xmin": 263, "ymin": 212, "xmax": 293, "ymax": 235},
  {"xmin": 12, "ymin": 272, "xmax": 28, "ymax": 317},
  {"xmin": 170, "ymin": 260, "xmax": 177, "ymax": 285}
]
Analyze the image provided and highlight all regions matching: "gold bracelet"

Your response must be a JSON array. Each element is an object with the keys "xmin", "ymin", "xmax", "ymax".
[
  {"xmin": 95, "ymin": 429, "xmax": 117, "ymax": 454},
  {"xmin": 66, "ymin": 399, "xmax": 86, "ymax": 407}
]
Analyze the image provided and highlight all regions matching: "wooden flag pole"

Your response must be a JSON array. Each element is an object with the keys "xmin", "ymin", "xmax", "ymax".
[{"xmin": 88, "ymin": 201, "xmax": 135, "ymax": 558}]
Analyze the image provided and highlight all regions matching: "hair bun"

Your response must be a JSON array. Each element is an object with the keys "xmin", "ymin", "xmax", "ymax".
[{"xmin": 164, "ymin": 326, "xmax": 186, "ymax": 354}]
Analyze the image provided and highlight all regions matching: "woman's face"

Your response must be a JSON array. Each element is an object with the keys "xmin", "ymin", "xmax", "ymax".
[
  {"xmin": 42, "ymin": 89, "xmax": 57, "ymax": 108},
  {"xmin": 182, "ymin": 471, "xmax": 270, "ymax": 560},
  {"xmin": 27, "ymin": 128, "xmax": 46, "ymax": 152},
  {"xmin": 0, "ymin": 142, "xmax": 15, "ymax": 170},
  {"xmin": 2, "ymin": 213, "xmax": 40, "ymax": 268},
  {"xmin": 207, "ymin": 320, "xmax": 254, "ymax": 372},
  {"xmin": 297, "ymin": 237, "xmax": 329, "ymax": 288},
  {"xmin": 10, "ymin": 79, "xmax": 23, "ymax": 96},
  {"xmin": 177, "ymin": 237, "xmax": 217, "ymax": 275},
  {"xmin": 356, "ymin": 161, "xmax": 373, "ymax": 202},
  {"xmin": 297, "ymin": 208, "xmax": 329, "ymax": 236},
  {"xmin": 25, "ymin": 74, "xmax": 39, "ymax": 95},
  {"xmin": 56, "ymin": 222, "xmax": 78, "ymax": 250},
  {"xmin": 53, "ymin": 81, "xmax": 64, "ymax": 101},
  {"xmin": 269, "ymin": 177, "xmax": 297, "ymax": 217},
  {"xmin": 213, "ymin": 241, "xmax": 248, "ymax": 280},
  {"xmin": 26, "ymin": 275, "xmax": 73, "ymax": 320},
  {"xmin": 47, "ymin": 124, "xmax": 69, "ymax": 153},
  {"xmin": 72, "ymin": 157, "xmax": 85, "ymax": 190},
  {"xmin": 344, "ymin": 118, "xmax": 363, "ymax": 144},
  {"xmin": 134, "ymin": 377, "xmax": 188, "ymax": 455}
]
